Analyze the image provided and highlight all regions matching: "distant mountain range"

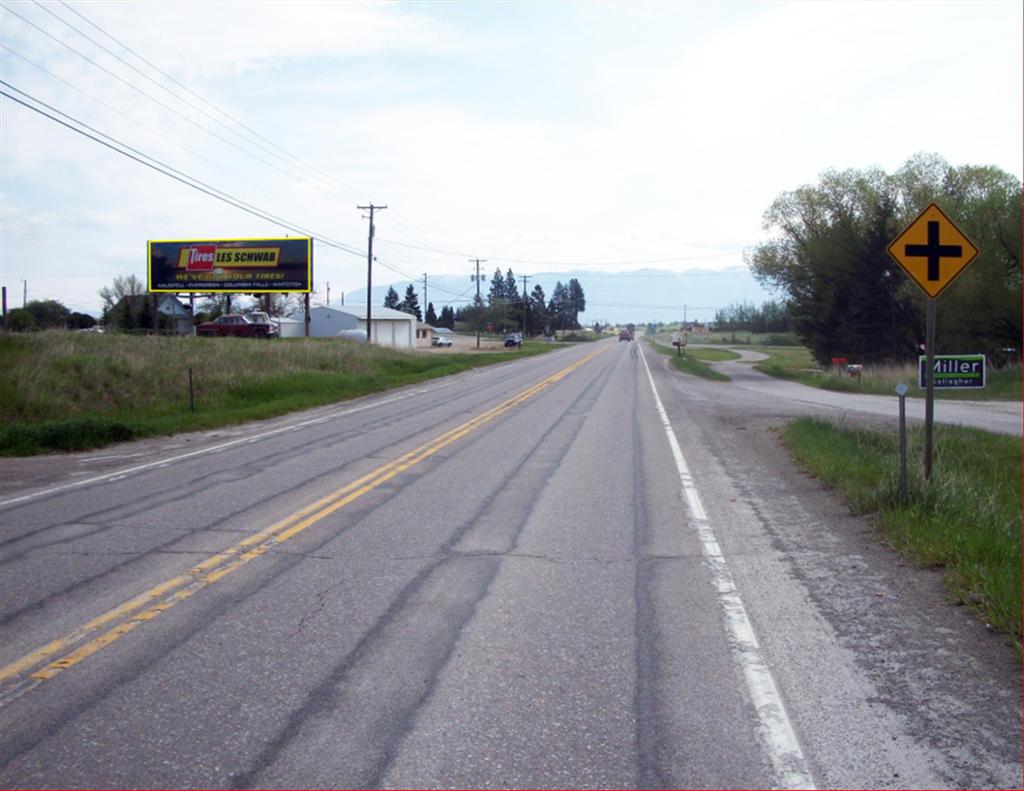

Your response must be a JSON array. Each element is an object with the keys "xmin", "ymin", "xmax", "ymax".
[{"xmin": 341, "ymin": 266, "xmax": 776, "ymax": 325}]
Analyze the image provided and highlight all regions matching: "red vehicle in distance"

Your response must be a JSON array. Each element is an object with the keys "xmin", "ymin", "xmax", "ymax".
[{"xmin": 196, "ymin": 313, "xmax": 276, "ymax": 338}]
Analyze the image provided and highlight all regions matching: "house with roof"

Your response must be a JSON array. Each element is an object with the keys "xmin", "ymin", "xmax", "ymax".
[{"xmin": 106, "ymin": 294, "xmax": 192, "ymax": 334}]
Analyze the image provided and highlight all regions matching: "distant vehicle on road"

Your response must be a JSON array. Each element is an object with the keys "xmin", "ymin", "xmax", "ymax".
[
  {"xmin": 504, "ymin": 333, "xmax": 523, "ymax": 348},
  {"xmin": 196, "ymin": 313, "xmax": 276, "ymax": 338},
  {"xmin": 432, "ymin": 335, "xmax": 453, "ymax": 347},
  {"xmin": 618, "ymin": 330, "xmax": 631, "ymax": 341}
]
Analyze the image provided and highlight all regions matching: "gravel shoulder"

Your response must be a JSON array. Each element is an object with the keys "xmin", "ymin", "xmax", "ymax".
[{"xmin": 645, "ymin": 347, "xmax": 1022, "ymax": 788}]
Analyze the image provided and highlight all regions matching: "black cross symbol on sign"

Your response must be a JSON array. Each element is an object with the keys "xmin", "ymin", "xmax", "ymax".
[{"xmin": 903, "ymin": 220, "xmax": 962, "ymax": 281}]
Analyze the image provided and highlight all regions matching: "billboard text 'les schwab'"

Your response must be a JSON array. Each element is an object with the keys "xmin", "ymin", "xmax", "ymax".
[{"xmin": 148, "ymin": 237, "xmax": 312, "ymax": 293}]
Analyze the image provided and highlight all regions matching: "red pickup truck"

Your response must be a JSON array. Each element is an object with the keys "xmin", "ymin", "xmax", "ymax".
[{"xmin": 196, "ymin": 313, "xmax": 276, "ymax": 338}]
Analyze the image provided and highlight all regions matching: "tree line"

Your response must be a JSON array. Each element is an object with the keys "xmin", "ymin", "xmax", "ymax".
[
  {"xmin": 383, "ymin": 270, "xmax": 587, "ymax": 337},
  {"xmin": 712, "ymin": 300, "xmax": 791, "ymax": 333},
  {"xmin": 4, "ymin": 300, "xmax": 97, "ymax": 332},
  {"xmin": 749, "ymin": 153, "xmax": 1021, "ymax": 366}
]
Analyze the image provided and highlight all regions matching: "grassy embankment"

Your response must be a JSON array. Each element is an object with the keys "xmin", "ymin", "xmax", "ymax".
[
  {"xmin": 0, "ymin": 332, "xmax": 556, "ymax": 455},
  {"xmin": 648, "ymin": 339, "xmax": 739, "ymax": 381},
  {"xmin": 754, "ymin": 346, "xmax": 1021, "ymax": 401},
  {"xmin": 783, "ymin": 417, "xmax": 1022, "ymax": 647}
]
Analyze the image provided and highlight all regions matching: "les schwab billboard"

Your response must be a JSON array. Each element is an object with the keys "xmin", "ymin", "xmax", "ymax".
[{"xmin": 148, "ymin": 237, "xmax": 312, "ymax": 293}]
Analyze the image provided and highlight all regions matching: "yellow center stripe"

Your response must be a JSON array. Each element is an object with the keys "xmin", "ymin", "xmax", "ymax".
[{"xmin": 0, "ymin": 346, "xmax": 608, "ymax": 698}]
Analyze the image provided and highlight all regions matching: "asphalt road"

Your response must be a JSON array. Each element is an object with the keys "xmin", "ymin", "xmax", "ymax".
[{"xmin": 0, "ymin": 339, "xmax": 1020, "ymax": 789}]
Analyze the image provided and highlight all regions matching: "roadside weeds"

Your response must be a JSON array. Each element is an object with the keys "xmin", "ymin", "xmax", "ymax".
[
  {"xmin": 781, "ymin": 417, "xmax": 1022, "ymax": 651},
  {"xmin": 0, "ymin": 332, "xmax": 557, "ymax": 456}
]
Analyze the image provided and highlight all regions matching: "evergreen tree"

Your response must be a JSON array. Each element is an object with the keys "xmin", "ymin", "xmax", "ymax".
[
  {"xmin": 567, "ymin": 278, "xmax": 586, "ymax": 329},
  {"xmin": 528, "ymin": 284, "xmax": 547, "ymax": 336},
  {"xmin": 504, "ymin": 269, "xmax": 521, "ymax": 330},
  {"xmin": 487, "ymin": 269, "xmax": 506, "ymax": 306},
  {"xmin": 425, "ymin": 302, "xmax": 438, "ymax": 326},
  {"xmin": 383, "ymin": 286, "xmax": 401, "ymax": 309},
  {"xmin": 399, "ymin": 283, "xmax": 422, "ymax": 321},
  {"xmin": 548, "ymin": 281, "xmax": 569, "ymax": 333}
]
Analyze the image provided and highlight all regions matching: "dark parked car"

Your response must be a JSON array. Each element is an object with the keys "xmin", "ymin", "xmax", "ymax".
[{"xmin": 196, "ymin": 313, "xmax": 276, "ymax": 338}]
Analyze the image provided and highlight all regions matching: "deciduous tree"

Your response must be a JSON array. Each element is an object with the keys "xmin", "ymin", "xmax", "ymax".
[{"xmin": 749, "ymin": 154, "xmax": 1021, "ymax": 365}]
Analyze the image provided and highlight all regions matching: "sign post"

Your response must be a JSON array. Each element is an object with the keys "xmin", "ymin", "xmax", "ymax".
[
  {"xmin": 924, "ymin": 299, "xmax": 936, "ymax": 480},
  {"xmin": 887, "ymin": 203, "xmax": 979, "ymax": 482},
  {"xmin": 895, "ymin": 383, "xmax": 908, "ymax": 504}
]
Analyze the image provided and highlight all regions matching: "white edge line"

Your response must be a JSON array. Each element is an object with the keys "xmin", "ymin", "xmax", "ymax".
[{"xmin": 638, "ymin": 344, "xmax": 816, "ymax": 790}]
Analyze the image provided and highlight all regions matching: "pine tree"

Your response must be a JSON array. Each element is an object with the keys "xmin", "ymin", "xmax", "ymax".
[
  {"xmin": 425, "ymin": 302, "xmax": 438, "ymax": 326},
  {"xmin": 549, "ymin": 281, "xmax": 568, "ymax": 333},
  {"xmin": 487, "ymin": 269, "xmax": 506, "ymax": 306},
  {"xmin": 399, "ymin": 283, "xmax": 422, "ymax": 321},
  {"xmin": 568, "ymin": 278, "xmax": 586, "ymax": 329},
  {"xmin": 383, "ymin": 286, "xmax": 400, "ymax": 309},
  {"xmin": 529, "ymin": 284, "xmax": 547, "ymax": 336}
]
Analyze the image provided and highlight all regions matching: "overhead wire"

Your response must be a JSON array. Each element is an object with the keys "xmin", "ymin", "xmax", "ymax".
[
  {"xmin": 1, "ymin": 3, "xmax": 358, "ymax": 199},
  {"xmin": 0, "ymin": 85, "xmax": 365, "ymax": 258},
  {"xmin": 9, "ymin": 0, "xmax": 444, "ymax": 253},
  {"xmin": 52, "ymin": 0, "xmax": 373, "ymax": 203},
  {"xmin": 375, "ymin": 237, "xmax": 745, "ymax": 268},
  {"xmin": 38, "ymin": 0, "xmax": 370, "ymax": 204},
  {"xmin": 0, "ymin": 44, "xmax": 287, "ymax": 202},
  {"xmin": 4, "ymin": 1, "xmax": 744, "ymax": 302}
]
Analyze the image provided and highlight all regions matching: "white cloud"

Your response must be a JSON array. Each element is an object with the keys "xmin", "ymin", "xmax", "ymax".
[{"xmin": 1, "ymin": 0, "xmax": 1020, "ymax": 315}]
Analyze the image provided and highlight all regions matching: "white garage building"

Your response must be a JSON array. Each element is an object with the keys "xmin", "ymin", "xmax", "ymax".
[{"xmin": 304, "ymin": 305, "xmax": 416, "ymax": 349}]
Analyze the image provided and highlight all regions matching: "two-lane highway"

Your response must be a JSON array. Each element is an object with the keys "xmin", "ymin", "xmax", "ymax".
[{"xmin": 0, "ymin": 339, "xmax": 1019, "ymax": 788}]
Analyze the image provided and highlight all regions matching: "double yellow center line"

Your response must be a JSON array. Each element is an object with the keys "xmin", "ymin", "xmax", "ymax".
[{"xmin": 0, "ymin": 347, "xmax": 607, "ymax": 705}]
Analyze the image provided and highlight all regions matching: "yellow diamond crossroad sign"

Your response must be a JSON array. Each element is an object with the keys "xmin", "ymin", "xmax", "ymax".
[{"xmin": 887, "ymin": 203, "xmax": 979, "ymax": 299}]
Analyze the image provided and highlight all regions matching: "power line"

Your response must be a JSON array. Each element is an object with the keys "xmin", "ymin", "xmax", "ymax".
[
  {"xmin": 0, "ymin": 44, "xmax": 286, "ymax": 202},
  {"xmin": 1, "ymin": 3, "xmax": 351, "ymax": 197},
  {"xmin": 52, "ymin": 0, "xmax": 372, "ymax": 204},
  {"xmin": 376, "ymin": 237, "xmax": 744, "ymax": 267},
  {"xmin": 0, "ymin": 85, "xmax": 365, "ymax": 258},
  {"xmin": 7, "ymin": 1, "xmax": 448, "ymax": 254}
]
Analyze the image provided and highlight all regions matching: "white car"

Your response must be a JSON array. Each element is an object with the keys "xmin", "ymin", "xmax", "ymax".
[{"xmin": 431, "ymin": 335, "xmax": 453, "ymax": 347}]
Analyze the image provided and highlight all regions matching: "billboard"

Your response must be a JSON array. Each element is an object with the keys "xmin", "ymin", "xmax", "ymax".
[{"xmin": 148, "ymin": 237, "xmax": 312, "ymax": 293}]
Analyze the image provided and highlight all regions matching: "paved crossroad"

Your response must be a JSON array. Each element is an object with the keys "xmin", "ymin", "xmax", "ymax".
[{"xmin": 0, "ymin": 340, "xmax": 1019, "ymax": 788}]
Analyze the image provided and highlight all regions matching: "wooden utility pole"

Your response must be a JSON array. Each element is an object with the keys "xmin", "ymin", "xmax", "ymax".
[
  {"xmin": 358, "ymin": 204, "xmax": 386, "ymax": 344},
  {"xmin": 520, "ymin": 274, "xmax": 530, "ymax": 338},
  {"xmin": 470, "ymin": 259, "xmax": 486, "ymax": 349}
]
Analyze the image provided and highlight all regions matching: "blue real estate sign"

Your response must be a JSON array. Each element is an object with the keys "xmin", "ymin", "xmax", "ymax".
[{"xmin": 918, "ymin": 354, "xmax": 986, "ymax": 389}]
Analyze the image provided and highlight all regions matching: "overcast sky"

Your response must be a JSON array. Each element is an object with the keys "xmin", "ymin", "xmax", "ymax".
[{"xmin": 1, "ymin": 0, "xmax": 1021, "ymax": 316}]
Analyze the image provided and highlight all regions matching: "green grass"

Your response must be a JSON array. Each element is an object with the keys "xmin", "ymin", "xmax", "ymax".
[
  {"xmin": 687, "ymin": 347, "xmax": 742, "ymax": 362},
  {"xmin": 782, "ymin": 417, "xmax": 1022, "ymax": 647},
  {"xmin": 702, "ymin": 331, "xmax": 803, "ymax": 346},
  {"xmin": 649, "ymin": 340, "xmax": 731, "ymax": 381},
  {"xmin": 752, "ymin": 346, "xmax": 820, "ymax": 384},
  {"xmin": 0, "ymin": 331, "xmax": 555, "ymax": 455},
  {"xmin": 754, "ymin": 347, "xmax": 1021, "ymax": 401}
]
